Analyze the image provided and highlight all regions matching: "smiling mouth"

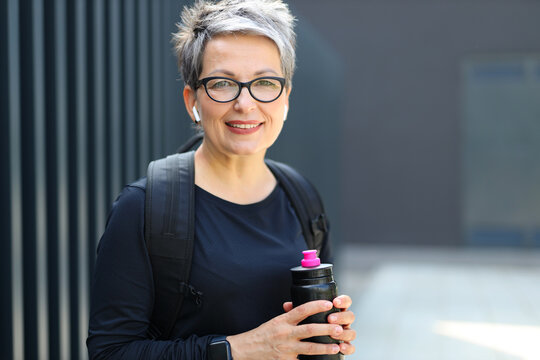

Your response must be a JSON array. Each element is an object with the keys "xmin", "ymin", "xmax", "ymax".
[{"xmin": 226, "ymin": 123, "xmax": 262, "ymax": 129}]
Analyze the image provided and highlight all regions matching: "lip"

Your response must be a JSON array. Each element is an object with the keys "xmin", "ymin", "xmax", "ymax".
[{"xmin": 225, "ymin": 120, "xmax": 263, "ymax": 135}]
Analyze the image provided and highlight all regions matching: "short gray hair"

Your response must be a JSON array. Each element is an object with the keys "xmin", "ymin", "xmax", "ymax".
[{"xmin": 172, "ymin": 0, "xmax": 296, "ymax": 89}]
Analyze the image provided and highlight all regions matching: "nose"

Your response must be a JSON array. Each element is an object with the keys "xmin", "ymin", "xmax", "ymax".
[{"xmin": 233, "ymin": 86, "xmax": 257, "ymax": 113}]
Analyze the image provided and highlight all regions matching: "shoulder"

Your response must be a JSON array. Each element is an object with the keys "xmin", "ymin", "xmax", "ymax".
[
  {"xmin": 128, "ymin": 177, "xmax": 147, "ymax": 191},
  {"xmin": 108, "ymin": 178, "xmax": 147, "ymax": 218}
]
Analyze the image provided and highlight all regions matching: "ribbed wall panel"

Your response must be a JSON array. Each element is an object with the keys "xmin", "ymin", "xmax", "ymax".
[
  {"xmin": 92, "ymin": 0, "xmax": 106, "ymax": 251},
  {"xmin": 54, "ymin": 0, "xmax": 71, "ymax": 358},
  {"xmin": 2, "ymin": 1, "xmax": 189, "ymax": 358},
  {"xmin": 8, "ymin": 0, "xmax": 25, "ymax": 359},
  {"xmin": 31, "ymin": 0, "xmax": 49, "ymax": 357}
]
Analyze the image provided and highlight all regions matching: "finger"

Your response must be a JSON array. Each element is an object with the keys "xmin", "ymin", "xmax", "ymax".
[
  {"xmin": 294, "ymin": 323, "xmax": 343, "ymax": 340},
  {"xmin": 331, "ymin": 328, "xmax": 356, "ymax": 342},
  {"xmin": 327, "ymin": 310, "xmax": 356, "ymax": 326},
  {"xmin": 333, "ymin": 295, "xmax": 352, "ymax": 309},
  {"xmin": 286, "ymin": 300, "xmax": 333, "ymax": 324},
  {"xmin": 339, "ymin": 342, "xmax": 356, "ymax": 355},
  {"xmin": 283, "ymin": 302, "xmax": 293, "ymax": 313},
  {"xmin": 297, "ymin": 341, "xmax": 341, "ymax": 356}
]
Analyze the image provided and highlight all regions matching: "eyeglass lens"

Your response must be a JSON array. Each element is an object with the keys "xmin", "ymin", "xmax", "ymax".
[{"xmin": 205, "ymin": 78, "xmax": 282, "ymax": 102}]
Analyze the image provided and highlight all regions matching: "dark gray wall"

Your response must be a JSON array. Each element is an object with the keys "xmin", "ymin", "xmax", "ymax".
[{"xmin": 293, "ymin": 0, "xmax": 540, "ymax": 245}]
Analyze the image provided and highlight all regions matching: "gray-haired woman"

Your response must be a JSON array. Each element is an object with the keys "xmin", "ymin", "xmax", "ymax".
[{"xmin": 87, "ymin": 0, "xmax": 356, "ymax": 359}]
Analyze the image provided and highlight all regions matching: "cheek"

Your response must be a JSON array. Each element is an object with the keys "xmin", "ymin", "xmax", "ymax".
[
  {"xmin": 199, "ymin": 103, "xmax": 227, "ymax": 126},
  {"xmin": 268, "ymin": 112, "xmax": 285, "ymax": 138}
]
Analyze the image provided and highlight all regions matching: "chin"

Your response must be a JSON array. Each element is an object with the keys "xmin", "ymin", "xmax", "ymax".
[
  {"xmin": 225, "ymin": 141, "xmax": 269, "ymax": 157},
  {"xmin": 227, "ymin": 146, "xmax": 264, "ymax": 157}
]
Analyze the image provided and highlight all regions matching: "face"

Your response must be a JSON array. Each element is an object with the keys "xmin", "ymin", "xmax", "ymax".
[{"xmin": 184, "ymin": 34, "xmax": 290, "ymax": 158}]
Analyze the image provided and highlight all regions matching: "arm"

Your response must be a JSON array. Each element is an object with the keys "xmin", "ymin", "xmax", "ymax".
[{"xmin": 87, "ymin": 185, "xmax": 216, "ymax": 359}]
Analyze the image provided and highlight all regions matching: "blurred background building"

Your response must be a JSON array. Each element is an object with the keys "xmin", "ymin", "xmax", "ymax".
[{"xmin": 2, "ymin": 0, "xmax": 540, "ymax": 359}]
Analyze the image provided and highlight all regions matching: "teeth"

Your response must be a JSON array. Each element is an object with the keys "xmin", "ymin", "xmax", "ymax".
[{"xmin": 228, "ymin": 123, "xmax": 259, "ymax": 129}]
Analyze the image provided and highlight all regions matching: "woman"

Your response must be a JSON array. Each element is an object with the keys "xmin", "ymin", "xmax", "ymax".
[{"xmin": 87, "ymin": 0, "xmax": 356, "ymax": 359}]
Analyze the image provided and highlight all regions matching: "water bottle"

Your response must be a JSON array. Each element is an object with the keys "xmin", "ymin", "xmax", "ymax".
[{"xmin": 290, "ymin": 250, "xmax": 343, "ymax": 360}]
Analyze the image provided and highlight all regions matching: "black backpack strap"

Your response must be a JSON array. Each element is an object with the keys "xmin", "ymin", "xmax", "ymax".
[
  {"xmin": 145, "ymin": 151, "xmax": 200, "ymax": 339},
  {"xmin": 265, "ymin": 159, "xmax": 329, "ymax": 253},
  {"xmin": 176, "ymin": 132, "xmax": 203, "ymax": 154}
]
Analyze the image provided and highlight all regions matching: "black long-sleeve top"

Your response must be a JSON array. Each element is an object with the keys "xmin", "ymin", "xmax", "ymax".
[{"xmin": 87, "ymin": 178, "xmax": 332, "ymax": 359}]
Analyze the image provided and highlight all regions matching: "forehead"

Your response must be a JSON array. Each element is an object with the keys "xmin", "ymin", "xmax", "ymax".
[{"xmin": 201, "ymin": 34, "xmax": 282, "ymax": 77}]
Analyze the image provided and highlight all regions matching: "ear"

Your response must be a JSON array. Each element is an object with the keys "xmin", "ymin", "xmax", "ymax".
[
  {"xmin": 284, "ymin": 86, "xmax": 292, "ymax": 107},
  {"xmin": 283, "ymin": 86, "xmax": 292, "ymax": 120},
  {"xmin": 183, "ymin": 85, "xmax": 198, "ymax": 123}
]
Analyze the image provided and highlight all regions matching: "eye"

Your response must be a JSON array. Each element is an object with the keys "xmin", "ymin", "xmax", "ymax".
[
  {"xmin": 253, "ymin": 78, "xmax": 280, "ymax": 89},
  {"xmin": 207, "ymin": 79, "xmax": 236, "ymax": 90}
]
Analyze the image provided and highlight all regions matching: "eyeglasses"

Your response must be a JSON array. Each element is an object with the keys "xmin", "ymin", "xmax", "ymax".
[{"xmin": 195, "ymin": 76, "xmax": 286, "ymax": 103}]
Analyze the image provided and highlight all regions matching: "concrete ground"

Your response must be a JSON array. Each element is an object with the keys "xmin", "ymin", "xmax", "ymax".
[{"xmin": 336, "ymin": 244, "xmax": 540, "ymax": 360}]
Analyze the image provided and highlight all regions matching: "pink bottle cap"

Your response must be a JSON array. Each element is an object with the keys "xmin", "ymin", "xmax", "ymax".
[{"xmin": 301, "ymin": 250, "xmax": 321, "ymax": 268}]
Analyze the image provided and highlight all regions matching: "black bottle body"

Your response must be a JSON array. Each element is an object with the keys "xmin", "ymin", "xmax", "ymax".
[{"xmin": 291, "ymin": 263, "xmax": 343, "ymax": 360}]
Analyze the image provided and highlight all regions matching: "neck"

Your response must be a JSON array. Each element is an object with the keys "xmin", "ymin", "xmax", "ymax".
[{"xmin": 194, "ymin": 141, "xmax": 276, "ymax": 204}]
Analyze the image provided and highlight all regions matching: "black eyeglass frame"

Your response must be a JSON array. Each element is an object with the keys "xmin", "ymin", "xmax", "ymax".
[{"xmin": 195, "ymin": 76, "xmax": 286, "ymax": 103}]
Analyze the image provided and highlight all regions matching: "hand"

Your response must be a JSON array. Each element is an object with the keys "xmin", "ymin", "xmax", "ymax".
[
  {"xmin": 227, "ymin": 300, "xmax": 343, "ymax": 360},
  {"xmin": 328, "ymin": 295, "xmax": 356, "ymax": 355},
  {"xmin": 283, "ymin": 295, "xmax": 356, "ymax": 356}
]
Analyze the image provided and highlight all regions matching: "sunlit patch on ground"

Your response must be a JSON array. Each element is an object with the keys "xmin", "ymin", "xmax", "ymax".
[{"xmin": 434, "ymin": 321, "xmax": 540, "ymax": 360}]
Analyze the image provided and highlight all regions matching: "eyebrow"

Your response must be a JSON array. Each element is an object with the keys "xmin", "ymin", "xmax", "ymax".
[{"xmin": 206, "ymin": 68, "xmax": 280, "ymax": 77}]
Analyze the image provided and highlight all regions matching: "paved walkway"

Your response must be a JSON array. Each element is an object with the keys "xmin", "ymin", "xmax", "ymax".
[{"xmin": 337, "ymin": 245, "xmax": 540, "ymax": 360}]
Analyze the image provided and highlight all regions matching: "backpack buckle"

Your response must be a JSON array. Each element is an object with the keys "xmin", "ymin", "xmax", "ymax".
[{"xmin": 179, "ymin": 282, "xmax": 204, "ymax": 309}]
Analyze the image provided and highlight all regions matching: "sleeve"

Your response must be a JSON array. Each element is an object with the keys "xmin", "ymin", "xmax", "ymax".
[{"xmin": 87, "ymin": 185, "xmax": 216, "ymax": 360}]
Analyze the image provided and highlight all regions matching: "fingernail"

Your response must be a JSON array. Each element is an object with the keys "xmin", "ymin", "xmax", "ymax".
[
  {"xmin": 329, "ymin": 315, "xmax": 337, "ymax": 323},
  {"xmin": 325, "ymin": 301, "xmax": 333, "ymax": 309},
  {"xmin": 333, "ymin": 345, "xmax": 340, "ymax": 353},
  {"xmin": 334, "ymin": 326, "xmax": 343, "ymax": 335},
  {"xmin": 335, "ymin": 298, "xmax": 342, "ymax": 306}
]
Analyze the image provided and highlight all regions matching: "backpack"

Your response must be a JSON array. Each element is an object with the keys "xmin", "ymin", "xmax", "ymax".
[{"xmin": 144, "ymin": 133, "xmax": 329, "ymax": 339}]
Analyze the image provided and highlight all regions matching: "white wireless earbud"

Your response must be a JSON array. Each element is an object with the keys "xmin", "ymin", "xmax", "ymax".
[
  {"xmin": 283, "ymin": 105, "xmax": 288, "ymax": 121},
  {"xmin": 192, "ymin": 106, "xmax": 201, "ymax": 123}
]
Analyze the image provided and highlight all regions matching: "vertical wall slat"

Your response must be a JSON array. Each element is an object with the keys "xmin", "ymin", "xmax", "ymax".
[
  {"xmin": 75, "ymin": 0, "xmax": 89, "ymax": 358},
  {"xmin": 1, "ymin": 0, "xmax": 12, "ymax": 356},
  {"xmin": 109, "ymin": 0, "xmax": 122, "ymax": 195},
  {"xmin": 32, "ymin": 0, "xmax": 50, "ymax": 358},
  {"xmin": 55, "ymin": 0, "xmax": 71, "ymax": 358},
  {"xmin": 44, "ymin": 0, "xmax": 59, "ymax": 357},
  {"xmin": 8, "ymin": 0, "xmax": 24, "ymax": 358},
  {"xmin": 162, "ymin": 1, "xmax": 172, "ymax": 154},
  {"xmin": 124, "ymin": 0, "xmax": 137, "ymax": 182},
  {"xmin": 93, "ymin": 0, "xmax": 106, "ymax": 249},
  {"xmin": 151, "ymin": 0, "xmax": 163, "ymax": 159},
  {"xmin": 20, "ymin": 0, "xmax": 38, "ymax": 354},
  {"xmin": 138, "ymin": 0, "xmax": 150, "ymax": 171}
]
